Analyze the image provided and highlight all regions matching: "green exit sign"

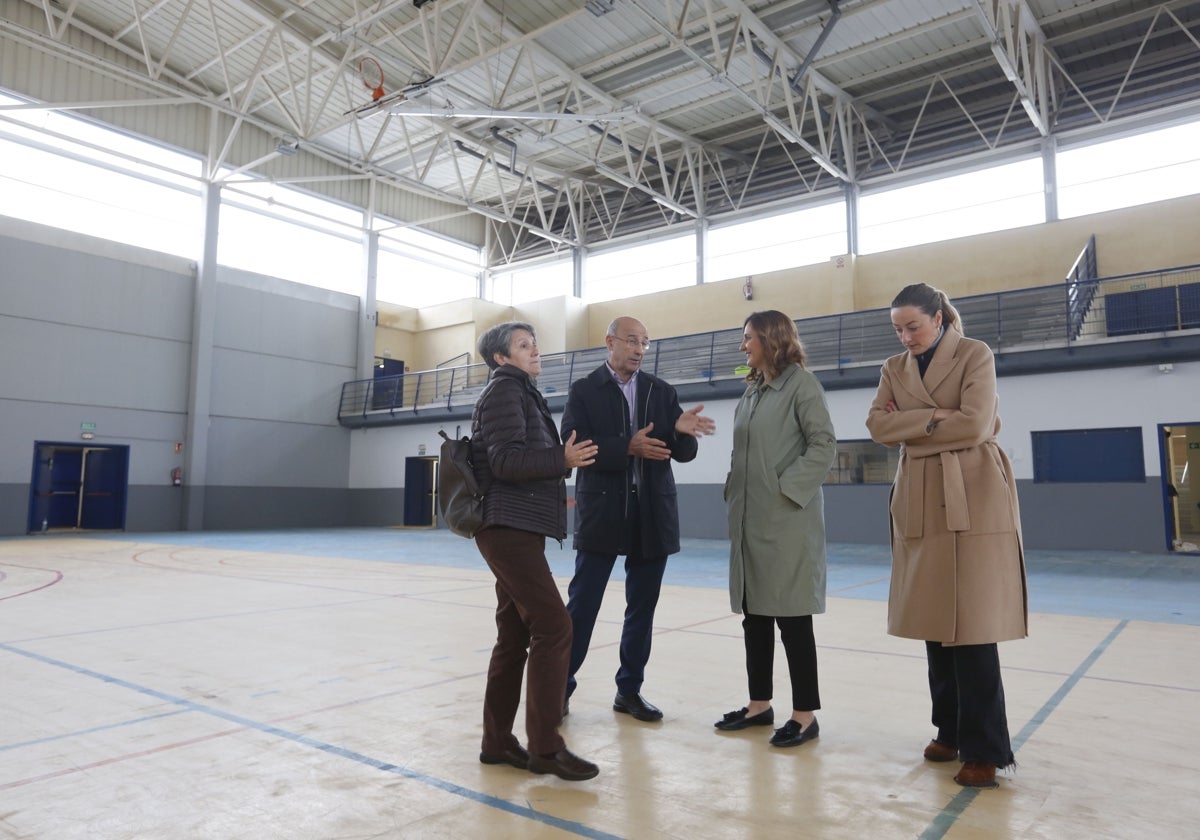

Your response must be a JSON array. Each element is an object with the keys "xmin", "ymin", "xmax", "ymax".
[
  {"xmin": 80, "ymin": 422, "xmax": 97, "ymax": 431},
  {"xmin": 1190, "ymin": 442, "xmax": 1200, "ymax": 450},
  {"xmin": 1129, "ymin": 282, "xmax": 1147, "ymax": 290}
]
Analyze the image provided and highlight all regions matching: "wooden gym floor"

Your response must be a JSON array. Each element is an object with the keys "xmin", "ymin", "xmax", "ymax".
[{"xmin": 2, "ymin": 529, "xmax": 1197, "ymax": 839}]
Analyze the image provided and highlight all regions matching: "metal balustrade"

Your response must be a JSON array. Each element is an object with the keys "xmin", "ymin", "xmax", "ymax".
[{"xmin": 339, "ymin": 263, "xmax": 1200, "ymax": 428}]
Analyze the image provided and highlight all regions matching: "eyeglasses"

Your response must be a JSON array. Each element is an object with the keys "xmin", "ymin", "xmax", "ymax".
[{"xmin": 618, "ymin": 336, "xmax": 652, "ymax": 351}]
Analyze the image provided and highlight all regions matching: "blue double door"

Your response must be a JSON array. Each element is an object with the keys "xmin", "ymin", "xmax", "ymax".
[{"xmin": 28, "ymin": 442, "xmax": 130, "ymax": 533}]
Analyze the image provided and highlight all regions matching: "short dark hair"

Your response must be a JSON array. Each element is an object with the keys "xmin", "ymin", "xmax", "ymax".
[{"xmin": 477, "ymin": 321, "xmax": 536, "ymax": 370}]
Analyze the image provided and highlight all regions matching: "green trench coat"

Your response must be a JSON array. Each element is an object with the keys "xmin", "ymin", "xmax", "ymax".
[{"xmin": 724, "ymin": 364, "xmax": 837, "ymax": 616}]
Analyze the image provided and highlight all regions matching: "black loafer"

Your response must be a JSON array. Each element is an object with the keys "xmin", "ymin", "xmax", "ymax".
[
  {"xmin": 769, "ymin": 717, "xmax": 819, "ymax": 747},
  {"xmin": 613, "ymin": 692, "xmax": 663, "ymax": 721},
  {"xmin": 714, "ymin": 706, "xmax": 774, "ymax": 731},
  {"xmin": 479, "ymin": 744, "xmax": 530, "ymax": 769},
  {"xmin": 528, "ymin": 748, "xmax": 599, "ymax": 781}
]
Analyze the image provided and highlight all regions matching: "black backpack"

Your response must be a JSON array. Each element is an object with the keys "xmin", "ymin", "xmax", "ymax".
[{"xmin": 437, "ymin": 429, "xmax": 488, "ymax": 538}]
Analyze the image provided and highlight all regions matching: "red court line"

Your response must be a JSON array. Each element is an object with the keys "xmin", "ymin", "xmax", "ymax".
[
  {"xmin": 127, "ymin": 548, "xmax": 479, "ymax": 599},
  {"xmin": 0, "ymin": 563, "xmax": 64, "ymax": 602},
  {"xmin": 0, "ymin": 725, "xmax": 248, "ymax": 791}
]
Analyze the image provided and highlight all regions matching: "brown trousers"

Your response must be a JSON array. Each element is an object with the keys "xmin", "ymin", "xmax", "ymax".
[{"xmin": 475, "ymin": 526, "xmax": 571, "ymax": 756}]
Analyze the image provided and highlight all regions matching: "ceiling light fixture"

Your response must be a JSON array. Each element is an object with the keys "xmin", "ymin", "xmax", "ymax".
[
  {"xmin": 387, "ymin": 106, "xmax": 633, "ymax": 121},
  {"xmin": 274, "ymin": 135, "xmax": 300, "ymax": 155}
]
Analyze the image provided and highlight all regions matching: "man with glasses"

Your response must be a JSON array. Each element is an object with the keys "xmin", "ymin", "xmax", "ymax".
[{"xmin": 561, "ymin": 316, "xmax": 716, "ymax": 722}]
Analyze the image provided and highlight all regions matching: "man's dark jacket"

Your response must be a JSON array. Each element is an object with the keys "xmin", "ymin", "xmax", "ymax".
[
  {"xmin": 470, "ymin": 364, "xmax": 569, "ymax": 540},
  {"xmin": 561, "ymin": 364, "xmax": 698, "ymax": 559}
]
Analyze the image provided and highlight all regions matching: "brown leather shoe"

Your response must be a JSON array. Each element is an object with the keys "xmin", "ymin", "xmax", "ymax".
[
  {"xmin": 923, "ymin": 739, "xmax": 958, "ymax": 762},
  {"xmin": 954, "ymin": 761, "xmax": 999, "ymax": 788},
  {"xmin": 528, "ymin": 748, "xmax": 599, "ymax": 781},
  {"xmin": 479, "ymin": 744, "xmax": 529, "ymax": 770}
]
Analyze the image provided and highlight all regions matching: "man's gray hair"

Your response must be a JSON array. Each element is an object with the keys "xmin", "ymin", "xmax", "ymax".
[
  {"xmin": 607, "ymin": 316, "xmax": 641, "ymax": 338},
  {"xmin": 478, "ymin": 321, "xmax": 536, "ymax": 370}
]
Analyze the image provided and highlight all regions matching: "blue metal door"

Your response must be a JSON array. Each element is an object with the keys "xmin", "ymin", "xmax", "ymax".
[
  {"xmin": 81, "ymin": 447, "xmax": 129, "ymax": 530},
  {"xmin": 403, "ymin": 456, "xmax": 438, "ymax": 526},
  {"xmin": 28, "ymin": 444, "xmax": 58, "ymax": 532},
  {"xmin": 28, "ymin": 442, "xmax": 129, "ymax": 533},
  {"xmin": 28, "ymin": 445, "xmax": 84, "ymax": 531}
]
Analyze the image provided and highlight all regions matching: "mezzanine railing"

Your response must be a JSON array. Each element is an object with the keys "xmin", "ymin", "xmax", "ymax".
[{"xmin": 339, "ymin": 261, "xmax": 1200, "ymax": 428}]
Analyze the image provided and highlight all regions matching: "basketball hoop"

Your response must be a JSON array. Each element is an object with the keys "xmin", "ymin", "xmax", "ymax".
[{"xmin": 358, "ymin": 57, "xmax": 385, "ymax": 101}]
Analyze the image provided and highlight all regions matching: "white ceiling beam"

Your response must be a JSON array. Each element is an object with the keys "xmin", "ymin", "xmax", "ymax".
[
  {"xmin": 972, "ymin": 0, "xmax": 1061, "ymax": 136},
  {"xmin": 354, "ymin": 2, "xmax": 715, "ymax": 227},
  {"xmin": 623, "ymin": 0, "xmax": 856, "ymax": 181}
]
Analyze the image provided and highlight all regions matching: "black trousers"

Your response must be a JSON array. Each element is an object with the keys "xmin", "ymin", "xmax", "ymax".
[
  {"xmin": 926, "ymin": 641, "xmax": 1014, "ymax": 768},
  {"xmin": 742, "ymin": 611, "xmax": 821, "ymax": 711}
]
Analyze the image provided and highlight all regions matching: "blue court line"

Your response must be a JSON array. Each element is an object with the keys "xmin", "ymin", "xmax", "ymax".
[
  {"xmin": 918, "ymin": 619, "xmax": 1129, "ymax": 840},
  {"xmin": 0, "ymin": 709, "xmax": 189, "ymax": 752},
  {"xmin": 0, "ymin": 642, "xmax": 624, "ymax": 840}
]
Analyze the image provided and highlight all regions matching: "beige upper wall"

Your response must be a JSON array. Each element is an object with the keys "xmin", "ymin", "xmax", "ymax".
[
  {"xmin": 390, "ymin": 192, "xmax": 1200, "ymax": 363},
  {"xmin": 854, "ymin": 192, "xmax": 1200, "ymax": 310},
  {"xmin": 514, "ymin": 296, "xmax": 589, "ymax": 355},
  {"xmin": 375, "ymin": 295, "xmax": 589, "ymax": 371},
  {"xmin": 586, "ymin": 256, "xmax": 854, "ymax": 344},
  {"xmin": 376, "ymin": 298, "xmax": 515, "ymax": 372}
]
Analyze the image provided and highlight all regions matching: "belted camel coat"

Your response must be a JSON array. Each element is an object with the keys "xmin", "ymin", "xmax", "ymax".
[{"xmin": 866, "ymin": 328, "xmax": 1028, "ymax": 646}]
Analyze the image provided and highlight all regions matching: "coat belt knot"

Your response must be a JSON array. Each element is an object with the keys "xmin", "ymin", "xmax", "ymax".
[
  {"xmin": 902, "ymin": 449, "xmax": 972, "ymax": 535},
  {"xmin": 939, "ymin": 450, "xmax": 970, "ymax": 532}
]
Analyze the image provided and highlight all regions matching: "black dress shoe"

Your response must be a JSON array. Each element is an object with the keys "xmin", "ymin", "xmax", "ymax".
[
  {"xmin": 769, "ymin": 717, "xmax": 819, "ymax": 747},
  {"xmin": 613, "ymin": 692, "xmax": 663, "ymax": 721},
  {"xmin": 479, "ymin": 744, "xmax": 529, "ymax": 769},
  {"xmin": 714, "ymin": 706, "xmax": 774, "ymax": 731},
  {"xmin": 528, "ymin": 748, "xmax": 599, "ymax": 781}
]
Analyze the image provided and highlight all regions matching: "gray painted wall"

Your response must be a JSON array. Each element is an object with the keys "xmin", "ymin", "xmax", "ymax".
[
  {"xmin": 347, "ymin": 488, "xmax": 406, "ymax": 527},
  {"xmin": 672, "ymin": 481, "xmax": 1167, "ymax": 553},
  {"xmin": 200, "ymin": 487, "xmax": 352, "ymax": 530},
  {"xmin": 1017, "ymin": 481, "xmax": 1166, "ymax": 553},
  {"xmin": 0, "ymin": 223, "xmax": 357, "ymax": 535},
  {"xmin": 357, "ymin": 478, "xmax": 1164, "ymax": 554},
  {"xmin": 1, "ymin": 227, "xmax": 193, "ymax": 533},
  {"xmin": 0, "ymin": 485, "xmax": 30, "ymax": 534},
  {"xmin": 670, "ymin": 484, "xmax": 894, "ymax": 545},
  {"xmin": 823, "ymin": 484, "xmax": 893, "ymax": 545}
]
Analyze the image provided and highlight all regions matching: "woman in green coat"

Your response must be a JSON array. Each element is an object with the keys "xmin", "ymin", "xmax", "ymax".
[{"xmin": 715, "ymin": 310, "xmax": 837, "ymax": 748}]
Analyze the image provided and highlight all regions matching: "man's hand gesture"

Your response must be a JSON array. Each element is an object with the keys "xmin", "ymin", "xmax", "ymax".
[
  {"xmin": 675, "ymin": 404, "xmax": 716, "ymax": 438},
  {"xmin": 628, "ymin": 423, "xmax": 671, "ymax": 461}
]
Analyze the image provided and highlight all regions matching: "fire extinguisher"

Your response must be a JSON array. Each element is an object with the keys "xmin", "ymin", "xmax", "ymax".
[{"xmin": 171, "ymin": 467, "xmax": 182, "ymax": 486}]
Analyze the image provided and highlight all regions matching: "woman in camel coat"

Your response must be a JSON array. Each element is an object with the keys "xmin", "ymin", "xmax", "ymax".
[{"xmin": 866, "ymin": 283, "xmax": 1028, "ymax": 789}]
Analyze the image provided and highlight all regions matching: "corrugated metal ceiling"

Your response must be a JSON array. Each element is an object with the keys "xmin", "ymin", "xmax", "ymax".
[{"xmin": 1, "ymin": 0, "xmax": 1198, "ymax": 261}]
